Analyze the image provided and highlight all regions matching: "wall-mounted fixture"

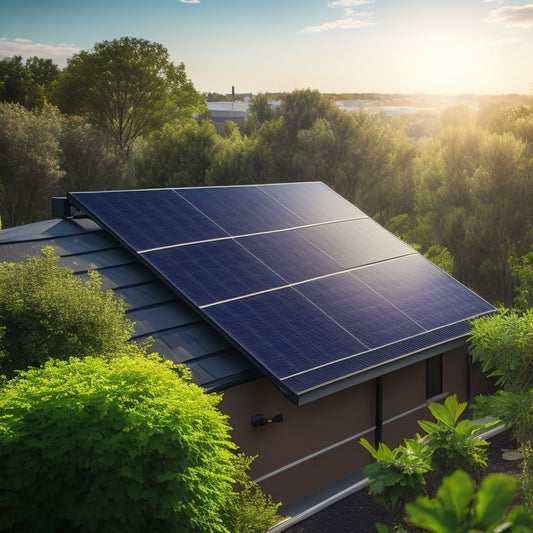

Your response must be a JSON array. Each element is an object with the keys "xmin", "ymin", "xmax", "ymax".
[{"xmin": 251, "ymin": 413, "xmax": 284, "ymax": 427}]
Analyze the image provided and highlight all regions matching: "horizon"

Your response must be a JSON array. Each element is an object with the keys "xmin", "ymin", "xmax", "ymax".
[{"xmin": 2, "ymin": 1, "xmax": 533, "ymax": 96}]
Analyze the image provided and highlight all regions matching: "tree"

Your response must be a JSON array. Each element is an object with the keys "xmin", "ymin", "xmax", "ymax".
[
  {"xmin": 53, "ymin": 37, "xmax": 206, "ymax": 156},
  {"xmin": 0, "ymin": 56, "xmax": 59, "ymax": 109},
  {"xmin": 0, "ymin": 352, "xmax": 238, "ymax": 532},
  {"xmin": 0, "ymin": 102, "xmax": 63, "ymax": 227},
  {"xmin": 58, "ymin": 115, "xmax": 131, "ymax": 192},
  {"xmin": 134, "ymin": 119, "xmax": 220, "ymax": 188},
  {"xmin": 0, "ymin": 247, "xmax": 134, "ymax": 379}
]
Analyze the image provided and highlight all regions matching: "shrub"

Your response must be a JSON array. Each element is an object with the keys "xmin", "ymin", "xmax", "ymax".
[
  {"xmin": 468, "ymin": 308, "xmax": 533, "ymax": 395},
  {"xmin": 418, "ymin": 395, "xmax": 495, "ymax": 483},
  {"xmin": 0, "ymin": 247, "xmax": 134, "ymax": 378},
  {"xmin": 220, "ymin": 453, "xmax": 284, "ymax": 533},
  {"xmin": 360, "ymin": 436, "xmax": 431, "ymax": 521},
  {"xmin": 406, "ymin": 470, "xmax": 533, "ymax": 533},
  {"xmin": 0, "ymin": 352, "xmax": 237, "ymax": 532}
]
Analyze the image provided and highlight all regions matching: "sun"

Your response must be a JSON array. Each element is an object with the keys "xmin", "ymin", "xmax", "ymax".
[{"xmin": 404, "ymin": 31, "xmax": 486, "ymax": 94}]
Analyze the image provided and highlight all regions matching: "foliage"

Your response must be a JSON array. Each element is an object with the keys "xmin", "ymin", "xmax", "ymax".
[
  {"xmin": 418, "ymin": 395, "xmax": 494, "ymax": 482},
  {"xmin": 509, "ymin": 251, "xmax": 533, "ymax": 311},
  {"xmin": 412, "ymin": 124, "xmax": 533, "ymax": 304},
  {"xmin": 0, "ymin": 102, "xmax": 64, "ymax": 227},
  {"xmin": 0, "ymin": 247, "xmax": 134, "ymax": 379},
  {"xmin": 519, "ymin": 443, "xmax": 533, "ymax": 512},
  {"xmin": 58, "ymin": 115, "xmax": 131, "ymax": 191},
  {"xmin": 406, "ymin": 470, "xmax": 533, "ymax": 533},
  {"xmin": 360, "ymin": 436, "xmax": 431, "ymax": 520},
  {"xmin": 53, "ymin": 37, "xmax": 205, "ymax": 155},
  {"xmin": 0, "ymin": 352, "xmax": 238, "ymax": 532},
  {"xmin": 135, "ymin": 118, "xmax": 220, "ymax": 188},
  {"xmin": 0, "ymin": 55, "xmax": 59, "ymax": 109},
  {"xmin": 220, "ymin": 453, "xmax": 284, "ymax": 533},
  {"xmin": 468, "ymin": 308, "xmax": 533, "ymax": 394},
  {"xmin": 473, "ymin": 390, "xmax": 533, "ymax": 445}
]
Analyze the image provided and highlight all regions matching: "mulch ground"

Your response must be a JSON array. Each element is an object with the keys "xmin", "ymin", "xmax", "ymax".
[{"xmin": 285, "ymin": 431, "xmax": 523, "ymax": 533}]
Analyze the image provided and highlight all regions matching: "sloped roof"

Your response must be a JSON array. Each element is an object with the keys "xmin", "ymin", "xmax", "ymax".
[
  {"xmin": 64, "ymin": 182, "xmax": 496, "ymax": 405},
  {"xmin": 0, "ymin": 217, "xmax": 259, "ymax": 391}
]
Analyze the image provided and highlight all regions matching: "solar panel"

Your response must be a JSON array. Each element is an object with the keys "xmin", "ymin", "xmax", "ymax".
[{"xmin": 69, "ymin": 183, "xmax": 496, "ymax": 405}]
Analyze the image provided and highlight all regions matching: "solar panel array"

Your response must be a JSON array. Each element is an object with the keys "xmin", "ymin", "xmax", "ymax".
[{"xmin": 68, "ymin": 183, "xmax": 496, "ymax": 404}]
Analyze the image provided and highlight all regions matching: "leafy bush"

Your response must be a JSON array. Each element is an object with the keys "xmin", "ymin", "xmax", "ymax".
[
  {"xmin": 220, "ymin": 453, "xmax": 284, "ymax": 533},
  {"xmin": 468, "ymin": 308, "xmax": 533, "ymax": 394},
  {"xmin": 0, "ymin": 352, "xmax": 238, "ymax": 532},
  {"xmin": 418, "ymin": 395, "xmax": 495, "ymax": 483},
  {"xmin": 406, "ymin": 470, "xmax": 533, "ymax": 533},
  {"xmin": 0, "ymin": 247, "xmax": 134, "ymax": 378},
  {"xmin": 360, "ymin": 436, "xmax": 431, "ymax": 521}
]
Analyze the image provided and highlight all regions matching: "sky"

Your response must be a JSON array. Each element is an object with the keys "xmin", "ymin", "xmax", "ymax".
[{"xmin": 1, "ymin": 0, "xmax": 533, "ymax": 95}]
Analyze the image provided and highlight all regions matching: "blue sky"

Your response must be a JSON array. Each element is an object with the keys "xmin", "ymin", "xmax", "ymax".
[{"xmin": 1, "ymin": 0, "xmax": 533, "ymax": 95}]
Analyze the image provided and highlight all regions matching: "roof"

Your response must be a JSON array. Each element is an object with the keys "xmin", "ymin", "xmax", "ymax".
[
  {"xmin": 62, "ymin": 182, "xmax": 496, "ymax": 405},
  {"xmin": 0, "ymin": 217, "xmax": 260, "ymax": 392}
]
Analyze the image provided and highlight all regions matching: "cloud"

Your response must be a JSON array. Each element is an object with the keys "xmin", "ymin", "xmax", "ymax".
[
  {"xmin": 179, "ymin": 0, "xmax": 200, "ymax": 3},
  {"xmin": 302, "ymin": 5, "xmax": 376, "ymax": 33},
  {"xmin": 487, "ymin": 3, "xmax": 533, "ymax": 27},
  {"xmin": 492, "ymin": 37, "xmax": 520, "ymax": 45},
  {"xmin": 327, "ymin": 0, "xmax": 374, "ymax": 6},
  {"xmin": 0, "ymin": 38, "xmax": 80, "ymax": 67}
]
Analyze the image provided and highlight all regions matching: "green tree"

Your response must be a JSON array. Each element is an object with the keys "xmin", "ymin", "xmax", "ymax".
[
  {"xmin": 0, "ymin": 352, "xmax": 237, "ymax": 532},
  {"xmin": 0, "ymin": 102, "xmax": 63, "ymax": 227},
  {"xmin": 0, "ymin": 247, "xmax": 134, "ymax": 379},
  {"xmin": 58, "ymin": 115, "xmax": 130, "ymax": 192},
  {"xmin": 0, "ymin": 56, "xmax": 59, "ymax": 109},
  {"xmin": 134, "ymin": 119, "xmax": 219, "ymax": 188},
  {"xmin": 412, "ymin": 122, "xmax": 533, "ymax": 304},
  {"xmin": 243, "ymin": 93, "xmax": 278, "ymax": 135},
  {"xmin": 509, "ymin": 251, "xmax": 533, "ymax": 311},
  {"xmin": 53, "ymin": 37, "xmax": 206, "ymax": 156}
]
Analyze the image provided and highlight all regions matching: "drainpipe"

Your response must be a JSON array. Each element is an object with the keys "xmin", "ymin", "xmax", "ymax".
[
  {"xmin": 466, "ymin": 351, "xmax": 472, "ymax": 404},
  {"xmin": 375, "ymin": 376, "xmax": 383, "ymax": 447}
]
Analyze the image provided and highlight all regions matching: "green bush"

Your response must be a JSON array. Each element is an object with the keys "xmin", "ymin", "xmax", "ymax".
[
  {"xmin": 468, "ymin": 308, "xmax": 533, "ymax": 395},
  {"xmin": 406, "ymin": 470, "xmax": 533, "ymax": 533},
  {"xmin": 220, "ymin": 453, "xmax": 284, "ymax": 533},
  {"xmin": 0, "ymin": 352, "xmax": 237, "ymax": 532},
  {"xmin": 0, "ymin": 247, "xmax": 134, "ymax": 378},
  {"xmin": 360, "ymin": 436, "xmax": 431, "ymax": 521},
  {"xmin": 418, "ymin": 395, "xmax": 495, "ymax": 483}
]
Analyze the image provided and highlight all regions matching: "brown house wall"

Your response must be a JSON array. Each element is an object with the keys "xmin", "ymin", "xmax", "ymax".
[{"xmin": 219, "ymin": 345, "xmax": 493, "ymax": 507}]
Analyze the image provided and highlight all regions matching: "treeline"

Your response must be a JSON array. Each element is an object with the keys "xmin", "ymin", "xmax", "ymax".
[{"xmin": 1, "ymin": 37, "xmax": 532, "ymax": 306}]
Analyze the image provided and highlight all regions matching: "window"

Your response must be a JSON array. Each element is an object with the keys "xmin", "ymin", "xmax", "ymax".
[{"xmin": 426, "ymin": 354, "xmax": 443, "ymax": 399}]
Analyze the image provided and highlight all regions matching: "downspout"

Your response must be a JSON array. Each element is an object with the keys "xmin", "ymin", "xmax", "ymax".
[
  {"xmin": 375, "ymin": 376, "xmax": 383, "ymax": 447},
  {"xmin": 466, "ymin": 351, "xmax": 472, "ymax": 404}
]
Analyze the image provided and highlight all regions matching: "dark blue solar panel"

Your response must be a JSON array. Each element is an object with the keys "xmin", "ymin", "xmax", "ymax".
[
  {"xmin": 283, "ymin": 321, "xmax": 473, "ymax": 395},
  {"xmin": 237, "ymin": 229, "xmax": 343, "ymax": 283},
  {"xmin": 176, "ymin": 186, "xmax": 304, "ymax": 235},
  {"xmin": 297, "ymin": 219, "xmax": 414, "ymax": 269},
  {"xmin": 143, "ymin": 240, "xmax": 287, "ymax": 307},
  {"xmin": 203, "ymin": 287, "xmax": 367, "ymax": 378},
  {"xmin": 295, "ymin": 272, "xmax": 425, "ymax": 348},
  {"xmin": 68, "ymin": 183, "xmax": 497, "ymax": 404},
  {"xmin": 353, "ymin": 255, "xmax": 495, "ymax": 330},
  {"xmin": 69, "ymin": 190, "xmax": 228, "ymax": 251},
  {"xmin": 259, "ymin": 182, "xmax": 366, "ymax": 224}
]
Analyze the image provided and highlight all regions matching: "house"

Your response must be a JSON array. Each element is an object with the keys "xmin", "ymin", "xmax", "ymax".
[{"xmin": 0, "ymin": 182, "xmax": 496, "ymax": 523}]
